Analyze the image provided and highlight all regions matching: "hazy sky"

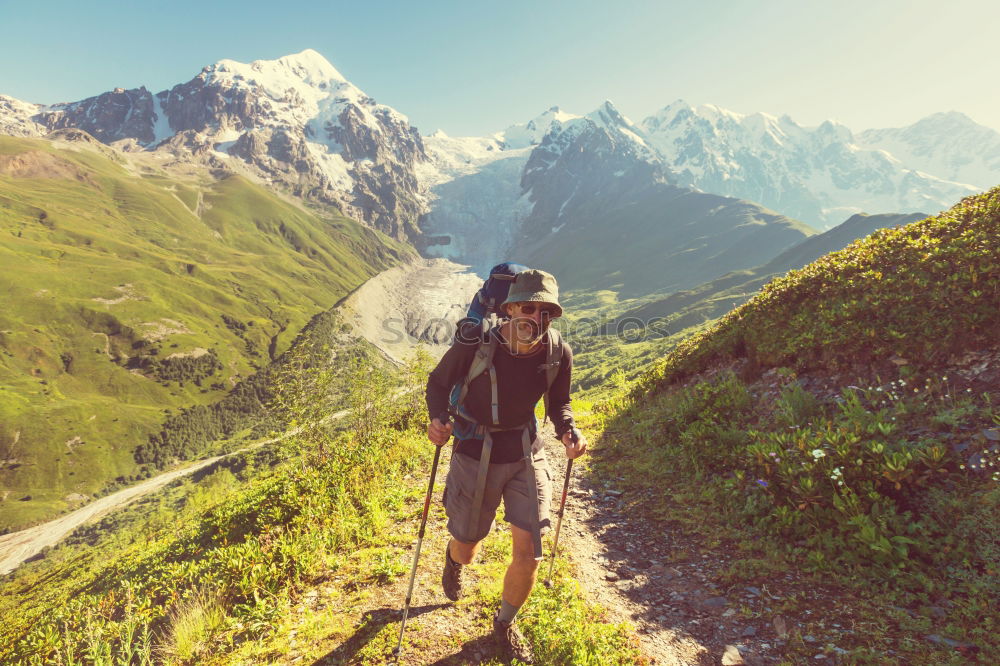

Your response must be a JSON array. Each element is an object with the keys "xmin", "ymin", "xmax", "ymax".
[{"xmin": 1, "ymin": 0, "xmax": 997, "ymax": 136}]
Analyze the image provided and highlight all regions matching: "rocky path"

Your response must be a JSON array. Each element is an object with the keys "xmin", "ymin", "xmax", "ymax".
[
  {"xmin": 539, "ymin": 434, "xmax": 715, "ymax": 666},
  {"xmin": 299, "ymin": 433, "xmax": 742, "ymax": 665}
]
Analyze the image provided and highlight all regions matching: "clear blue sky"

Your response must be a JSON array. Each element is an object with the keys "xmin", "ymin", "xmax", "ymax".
[{"xmin": 1, "ymin": 0, "xmax": 997, "ymax": 135}]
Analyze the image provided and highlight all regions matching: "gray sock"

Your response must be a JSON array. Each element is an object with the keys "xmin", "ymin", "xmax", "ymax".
[{"xmin": 497, "ymin": 599, "xmax": 520, "ymax": 624}]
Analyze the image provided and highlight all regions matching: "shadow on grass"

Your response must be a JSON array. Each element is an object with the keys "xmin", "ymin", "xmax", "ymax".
[
  {"xmin": 425, "ymin": 632, "xmax": 500, "ymax": 665},
  {"xmin": 311, "ymin": 603, "xmax": 447, "ymax": 665}
]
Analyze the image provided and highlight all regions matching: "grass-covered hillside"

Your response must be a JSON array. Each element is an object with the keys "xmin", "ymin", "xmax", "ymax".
[
  {"xmin": 0, "ymin": 134, "xmax": 412, "ymax": 530},
  {"xmin": 563, "ymin": 212, "xmax": 928, "ymax": 394},
  {"xmin": 0, "ymin": 353, "xmax": 640, "ymax": 665},
  {"xmin": 522, "ymin": 185, "xmax": 818, "ymax": 301},
  {"xmin": 616, "ymin": 212, "xmax": 928, "ymax": 337},
  {"xmin": 590, "ymin": 188, "xmax": 1000, "ymax": 663}
]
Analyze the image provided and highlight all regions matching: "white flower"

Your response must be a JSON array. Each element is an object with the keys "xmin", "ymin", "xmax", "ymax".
[{"xmin": 811, "ymin": 449, "xmax": 826, "ymax": 459}]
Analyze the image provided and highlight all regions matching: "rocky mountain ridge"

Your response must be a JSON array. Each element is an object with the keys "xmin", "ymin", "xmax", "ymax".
[
  {"xmin": 2, "ymin": 50, "xmax": 428, "ymax": 240},
  {"xmin": 4, "ymin": 49, "xmax": 997, "ymax": 262},
  {"xmin": 857, "ymin": 111, "xmax": 1000, "ymax": 190},
  {"xmin": 639, "ymin": 100, "xmax": 983, "ymax": 228}
]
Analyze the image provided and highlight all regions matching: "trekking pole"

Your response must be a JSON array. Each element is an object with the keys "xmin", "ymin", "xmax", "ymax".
[
  {"xmin": 392, "ymin": 416, "xmax": 448, "ymax": 660},
  {"xmin": 544, "ymin": 427, "xmax": 580, "ymax": 588}
]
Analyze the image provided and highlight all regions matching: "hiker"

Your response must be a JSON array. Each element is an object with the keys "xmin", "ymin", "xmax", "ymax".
[{"xmin": 425, "ymin": 268, "xmax": 586, "ymax": 664}]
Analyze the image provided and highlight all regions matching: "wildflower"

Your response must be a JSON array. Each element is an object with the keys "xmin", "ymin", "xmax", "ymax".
[
  {"xmin": 756, "ymin": 479, "xmax": 769, "ymax": 488},
  {"xmin": 811, "ymin": 449, "xmax": 826, "ymax": 459},
  {"xmin": 899, "ymin": 380, "xmax": 906, "ymax": 387}
]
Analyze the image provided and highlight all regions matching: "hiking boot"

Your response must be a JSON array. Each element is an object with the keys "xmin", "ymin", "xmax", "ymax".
[
  {"xmin": 441, "ymin": 544, "xmax": 464, "ymax": 601},
  {"xmin": 493, "ymin": 613, "xmax": 534, "ymax": 664}
]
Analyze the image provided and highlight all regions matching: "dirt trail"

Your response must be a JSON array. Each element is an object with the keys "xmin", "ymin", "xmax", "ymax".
[
  {"xmin": 290, "ymin": 433, "xmax": 712, "ymax": 665},
  {"xmin": 0, "ymin": 411, "xmax": 346, "ymax": 576},
  {"xmin": 539, "ymin": 435, "xmax": 711, "ymax": 665},
  {"xmin": 0, "ymin": 453, "xmax": 233, "ymax": 575},
  {"xmin": 328, "ymin": 260, "xmax": 717, "ymax": 664}
]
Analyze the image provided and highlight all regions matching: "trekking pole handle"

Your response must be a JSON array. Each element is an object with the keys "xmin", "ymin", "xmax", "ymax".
[{"xmin": 569, "ymin": 427, "xmax": 582, "ymax": 445}]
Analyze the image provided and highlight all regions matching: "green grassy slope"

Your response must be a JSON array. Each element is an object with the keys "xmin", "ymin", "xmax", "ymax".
[
  {"xmin": 0, "ymin": 355, "xmax": 640, "ymax": 665},
  {"xmin": 589, "ymin": 188, "xmax": 1000, "ymax": 662},
  {"xmin": 0, "ymin": 135, "xmax": 412, "ymax": 530},
  {"xmin": 615, "ymin": 212, "xmax": 930, "ymax": 337},
  {"xmin": 641, "ymin": 190, "xmax": 999, "ymax": 385},
  {"xmin": 565, "ymin": 212, "xmax": 932, "ymax": 395},
  {"xmin": 521, "ymin": 185, "xmax": 818, "ymax": 300}
]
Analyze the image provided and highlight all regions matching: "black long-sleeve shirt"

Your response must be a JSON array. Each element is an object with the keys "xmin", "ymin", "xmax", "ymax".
[{"xmin": 426, "ymin": 326, "xmax": 574, "ymax": 463}]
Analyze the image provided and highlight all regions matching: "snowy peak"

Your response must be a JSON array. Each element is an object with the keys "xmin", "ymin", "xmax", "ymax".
[
  {"xmin": 203, "ymin": 49, "xmax": 352, "ymax": 109},
  {"xmin": 645, "ymin": 99, "xmax": 693, "ymax": 128},
  {"xmin": 814, "ymin": 119, "xmax": 853, "ymax": 145},
  {"xmin": 637, "ymin": 101, "xmax": 977, "ymax": 227},
  {"xmin": 858, "ymin": 112, "xmax": 1000, "ymax": 188},
  {"xmin": 499, "ymin": 106, "xmax": 580, "ymax": 149},
  {"xmin": 585, "ymin": 100, "xmax": 628, "ymax": 128},
  {"xmin": 0, "ymin": 95, "xmax": 43, "ymax": 137},
  {"xmin": 10, "ymin": 50, "xmax": 429, "ymax": 239},
  {"xmin": 910, "ymin": 110, "xmax": 981, "ymax": 132}
]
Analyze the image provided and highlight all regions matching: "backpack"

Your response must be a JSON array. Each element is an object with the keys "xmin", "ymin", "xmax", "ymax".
[
  {"xmin": 465, "ymin": 262, "xmax": 528, "ymax": 325},
  {"xmin": 448, "ymin": 262, "xmax": 565, "ymax": 440}
]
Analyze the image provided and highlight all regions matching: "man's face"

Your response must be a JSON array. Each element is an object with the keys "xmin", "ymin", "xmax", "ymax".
[{"xmin": 507, "ymin": 302, "xmax": 556, "ymax": 343}]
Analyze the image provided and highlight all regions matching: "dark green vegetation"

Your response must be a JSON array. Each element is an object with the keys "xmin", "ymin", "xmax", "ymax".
[
  {"xmin": 644, "ymin": 190, "xmax": 999, "ymax": 384},
  {"xmin": 0, "ymin": 353, "xmax": 640, "ymax": 665},
  {"xmin": 590, "ymin": 188, "xmax": 1000, "ymax": 663},
  {"xmin": 521, "ymin": 185, "xmax": 817, "ymax": 300},
  {"xmin": 615, "ymin": 212, "xmax": 928, "ymax": 333},
  {"xmin": 0, "ymin": 135, "xmax": 412, "ymax": 530},
  {"xmin": 564, "ymin": 212, "xmax": 926, "ymax": 395}
]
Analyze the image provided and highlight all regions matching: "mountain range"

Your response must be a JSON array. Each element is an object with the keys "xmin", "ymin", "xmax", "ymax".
[
  {"xmin": 4, "ymin": 49, "xmax": 999, "ymax": 268},
  {"xmin": 3, "ymin": 49, "xmax": 1000, "ymax": 528}
]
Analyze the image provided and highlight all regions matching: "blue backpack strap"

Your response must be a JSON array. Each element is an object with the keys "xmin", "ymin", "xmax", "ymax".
[{"xmin": 450, "ymin": 326, "xmax": 499, "ymax": 438}]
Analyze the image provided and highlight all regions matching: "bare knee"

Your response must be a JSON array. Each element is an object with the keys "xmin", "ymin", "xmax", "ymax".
[
  {"xmin": 449, "ymin": 537, "xmax": 479, "ymax": 565},
  {"xmin": 511, "ymin": 546, "xmax": 542, "ymax": 570},
  {"xmin": 509, "ymin": 524, "xmax": 542, "ymax": 569}
]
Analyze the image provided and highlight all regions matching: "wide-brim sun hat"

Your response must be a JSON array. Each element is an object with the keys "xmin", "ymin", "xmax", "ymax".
[{"xmin": 501, "ymin": 269, "xmax": 563, "ymax": 318}]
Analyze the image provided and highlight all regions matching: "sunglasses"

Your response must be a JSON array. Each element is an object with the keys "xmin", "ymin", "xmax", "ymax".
[{"xmin": 513, "ymin": 303, "xmax": 556, "ymax": 317}]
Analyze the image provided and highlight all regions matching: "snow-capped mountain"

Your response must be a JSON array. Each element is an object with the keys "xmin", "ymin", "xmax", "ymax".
[
  {"xmin": 519, "ymin": 100, "xmax": 666, "ymax": 237},
  {"xmin": 417, "ymin": 101, "xmax": 665, "ymax": 269},
  {"xmin": 4, "ymin": 50, "xmax": 991, "ymax": 263},
  {"xmin": 639, "ymin": 100, "xmax": 979, "ymax": 228},
  {"xmin": 4, "ymin": 50, "xmax": 428, "ymax": 239},
  {"xmin": 0, "ymin": 95, "xmax": 43, "ymax": 137},
  {"xmin": 418, "ymin": 99, "xmax": 814, "ymax": 295},
  {"xmin": 415, "ymin": 106, "xmax": 593, "ymax": 268},
  {"xmin": 857, "ymin": 112, "xmax": 1000, "ymax": 191}
]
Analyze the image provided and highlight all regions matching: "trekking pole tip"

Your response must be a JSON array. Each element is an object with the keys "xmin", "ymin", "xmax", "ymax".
[{"xmin": 543, "ymin": 578, "xmax": 553, "ymax": 589}]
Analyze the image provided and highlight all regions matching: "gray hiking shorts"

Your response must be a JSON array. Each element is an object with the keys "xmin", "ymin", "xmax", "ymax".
[{"xmin": 443, "ymin": 445, "xmax": 552, "ymax": 544}]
